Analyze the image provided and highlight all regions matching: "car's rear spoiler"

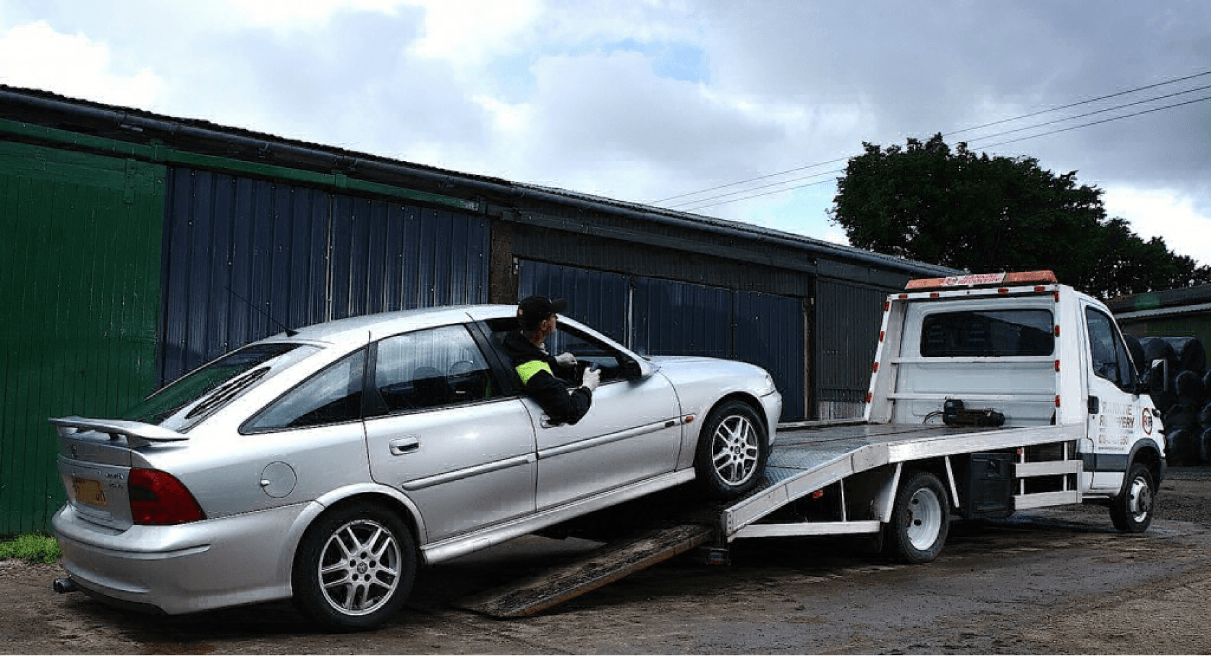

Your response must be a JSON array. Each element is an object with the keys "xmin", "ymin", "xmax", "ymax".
[{"xmin": 50, "ymin": 416, "xmax": 189, "ymax": 449}]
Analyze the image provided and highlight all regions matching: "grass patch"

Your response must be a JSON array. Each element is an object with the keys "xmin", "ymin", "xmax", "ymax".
[{"xmin": 0, "ymin": 534, "xmax": 61, "ymax": 564}]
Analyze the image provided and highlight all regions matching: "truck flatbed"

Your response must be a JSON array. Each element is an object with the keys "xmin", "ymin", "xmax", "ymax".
[
  {"xmin": 726, "ymin": 421, "xmax": 1084, "ymax": 537},
  {"xmin": 459, "ymin": 419, "xmax": 1086, "ymax": 617}
]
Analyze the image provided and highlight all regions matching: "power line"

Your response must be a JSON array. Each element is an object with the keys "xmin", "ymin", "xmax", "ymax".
[
  {"xmin": 964, "ymin": 83, "xmax": 1211, "ymax": 147},
  {"xmin": 651, "ymin": 69, "xmax": 1211, "ymax": 211},
  {"xmin": 678, "ymin": 93, "xmax": 1211, "ymax": 211},
  {"xmin": 680, "ymin": 176, "xmax": 837, "ymax": 212},
  {"xmin": 667, "ymin": 167, "xmax": 841, "ymax": 210},
  {"xmin": 648, "ymin": 156, "xmax": 848, "ymax": 205},
  {"xmin": 972, "ymin": 94, "xmax": 1211, "ymax": 151},
  {"xmin": 946, "ymin": 69, "xmax": 1211, "ymax": 137}
]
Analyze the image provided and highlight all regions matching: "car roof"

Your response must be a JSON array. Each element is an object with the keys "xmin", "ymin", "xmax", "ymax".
[{"xmin": 260, "ymin": 304, "xmax": 519, "ymax": 348}]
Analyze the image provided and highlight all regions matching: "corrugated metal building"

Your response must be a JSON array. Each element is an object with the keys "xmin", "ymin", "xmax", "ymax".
[
  {"xmin": 1110, "ymin": 285, "xmax": 1211, "ymax": 347},
  {"xmin": 0, "ymin": 86, "xmax": 953, "ymax": 533}
]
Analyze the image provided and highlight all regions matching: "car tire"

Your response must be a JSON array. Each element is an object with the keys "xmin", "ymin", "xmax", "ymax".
[
  {"xmin": 292, "ymin": 503, "xmax": 417, "ymax": 632},
  {"xmin": 1110, "ymin": 462, "xmax": 1155, "ymax": 533},
  {"xmin": 694, "ymin": 400, "xmax": 768, "ymax": 499},
  {"xmin": 883, "ymin": 471, "xmax": 949, "ymax": 564}
]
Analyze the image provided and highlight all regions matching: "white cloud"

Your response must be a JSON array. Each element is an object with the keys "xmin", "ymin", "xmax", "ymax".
[
  {"xmin": 1104, "ymin": 187, "xmax": 1211, "ymax": 266},
  {"xmin": 406, "ymin": 0, "xmax": 541, "ymax": 69},
  {"xmin": 2, "ymin": 0, "xmax": 1208, "ymax": 273},
  {"xmin": 0, "ymin": 21, "xmax": 163, "ymax": 107},
  {"xmin": 221, "ymin": 0, "xmax": 411, "ymax": 32}
]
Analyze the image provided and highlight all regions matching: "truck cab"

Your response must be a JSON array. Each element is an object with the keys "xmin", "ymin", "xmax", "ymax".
[{"xmin": 867, "ymin": 271, "xmax": 1165, "ymax": 527}]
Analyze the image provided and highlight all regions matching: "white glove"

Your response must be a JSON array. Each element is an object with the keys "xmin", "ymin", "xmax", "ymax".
[
  {"xmin": 555, "ymin": 352, "xmax": 578, "ymax": 367},
  {"xmin": 581, "ymin": 367, "xmax": 601, "ymax": 392}
]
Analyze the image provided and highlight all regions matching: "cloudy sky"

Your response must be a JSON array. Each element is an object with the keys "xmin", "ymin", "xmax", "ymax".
[{"xmin": 3, "ymin": 0, "xmax": 1209, "ymax": 266}]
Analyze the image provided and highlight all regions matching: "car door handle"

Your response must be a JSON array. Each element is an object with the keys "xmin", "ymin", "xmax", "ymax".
[{"xmin": 389, "ymin": 436, "xmax": 420, "ymax": 455}]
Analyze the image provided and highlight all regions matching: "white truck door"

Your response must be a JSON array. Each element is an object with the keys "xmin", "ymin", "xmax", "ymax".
[{"xmin": 1082, "ymin": 304, "xmax": 1143, "ymax": 492}]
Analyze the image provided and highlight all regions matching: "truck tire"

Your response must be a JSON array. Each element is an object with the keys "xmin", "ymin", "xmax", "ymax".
[
  {"xmin": 1109, "ymin": 462, "xmax": 1155, "ymax": 533},
  {"xmin": 884, "ymin": 471, "xmax": 949, "ymax": 564},
  {"xmin": 694, "ymin": 400, "xmax": 769, "ymax": 499},
  {"xmin": 292, "ymin": 504, "xmax": 417, "ymax": 631}
]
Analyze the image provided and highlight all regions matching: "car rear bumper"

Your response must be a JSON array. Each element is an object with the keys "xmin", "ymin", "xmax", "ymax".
[{"xmin": 53, "ymin": 502, "xmax": 310, "ymax": 614}]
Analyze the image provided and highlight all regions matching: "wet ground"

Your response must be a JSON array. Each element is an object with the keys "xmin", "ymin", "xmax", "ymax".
[{"xmin": 4, "ymin": 470, "xmax": 1211, "ymax": 654}]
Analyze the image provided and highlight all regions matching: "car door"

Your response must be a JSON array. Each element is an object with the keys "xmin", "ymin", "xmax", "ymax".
[
  {"xmin": 486, "ymin": 318, "xmax": 683, "ymax": 510},
  {"xmin": 363, "ymin": 324, "xmax": 537, "ymax": 543},
  {"xmin": 1083, "ymin": 305, "xmax": 1144, "ymax": 492}
]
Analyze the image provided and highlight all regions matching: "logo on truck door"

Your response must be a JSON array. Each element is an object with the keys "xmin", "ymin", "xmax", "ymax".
[
  {"xmin": 1142, "ymin": 409, "xmax": 1153, "ymax": 436},
  {"xmin": 1095, "ymin": 400, "xmax": 1134, "ymax": 448}
]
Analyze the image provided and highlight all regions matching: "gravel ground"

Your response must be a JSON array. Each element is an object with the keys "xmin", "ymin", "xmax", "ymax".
[{"xmin": 1, "ymin": 469, "xmax": 1209, "ymax": 654}]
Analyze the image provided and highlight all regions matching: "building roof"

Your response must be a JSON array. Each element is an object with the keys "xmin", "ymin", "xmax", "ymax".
[{"xmin": 0, "ymin": 84, "xmax": 955, "ymax": 278}]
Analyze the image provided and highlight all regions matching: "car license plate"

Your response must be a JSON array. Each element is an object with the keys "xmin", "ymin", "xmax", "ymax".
[{"xmin": 72, "ymin": 477, "xmax": 108, "ymax": 507}]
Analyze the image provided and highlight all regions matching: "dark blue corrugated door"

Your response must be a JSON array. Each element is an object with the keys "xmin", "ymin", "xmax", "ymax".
[
  {"xmin": 161, "ymin": 170, "xmax": 329, "ymax": 381},
  {"xmin": 518, "ymin": 260, "xmax": 806, "ymax": 420},
  {"xmin": 518, "ymin": 261, "xmax": 629, "ymax": 344},
  {"xmin": 816, "ymin": 280, "xmax": 887, "ymax": 419},
  {"xmin": 162, "ymin": 168, "xmax": 490, "ymax": 383},
  {"xmin": 734, "ymin": 291, "xmax": 804, "ymax": 421},
  {"xmin": 632, "ymin": 278, "xmax": 731, "ymax": 359}
]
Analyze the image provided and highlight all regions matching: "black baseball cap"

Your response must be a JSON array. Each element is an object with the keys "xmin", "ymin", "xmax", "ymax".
[{"xmin": 517, "ymin": 295, "xmax": 567, "ymax": 330}]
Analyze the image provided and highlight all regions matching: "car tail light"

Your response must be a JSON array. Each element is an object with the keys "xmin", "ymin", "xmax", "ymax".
[{"xmin": 129, "ymin": 469, "xmax": 206, "ymax": 525}]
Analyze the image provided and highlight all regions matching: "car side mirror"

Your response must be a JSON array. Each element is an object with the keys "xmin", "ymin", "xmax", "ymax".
[{"xmin": 621, "ymin": 357, "xmax": 645, "ymax": 380}]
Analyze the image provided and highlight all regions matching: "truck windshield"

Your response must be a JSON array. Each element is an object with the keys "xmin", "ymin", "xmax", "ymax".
[
  {"xmin": 921, "ymin": 310, "xmax": 1054, "ymax": 357},
  {"xmin": 122, "ymin": 343, "xmax": 319, "ymax": 429}
]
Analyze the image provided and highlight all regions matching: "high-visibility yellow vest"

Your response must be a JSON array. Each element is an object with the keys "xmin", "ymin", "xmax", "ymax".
[{"xmin": 516, "ymin": 360, "xmax": 552, "ymax": 385}]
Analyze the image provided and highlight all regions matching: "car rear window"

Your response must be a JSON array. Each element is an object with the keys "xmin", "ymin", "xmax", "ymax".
[
  {"xmin": 920, "ymin": 310, "xmax": 1054, "ymax": 357},
  {"xmin": 122, "ymin": 343, "xmax": 319, "ymax": 430}
]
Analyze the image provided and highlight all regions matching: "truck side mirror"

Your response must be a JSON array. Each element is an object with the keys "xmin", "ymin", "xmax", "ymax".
[{"xmin": 1145, "ymin": 358, "xmax": 1169, "ymax": 394}]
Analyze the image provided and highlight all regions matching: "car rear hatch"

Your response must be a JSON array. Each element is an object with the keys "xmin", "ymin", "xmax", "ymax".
[{"xmin": 52, "ymin": 417, "xmax": 188, "ymax": 531}]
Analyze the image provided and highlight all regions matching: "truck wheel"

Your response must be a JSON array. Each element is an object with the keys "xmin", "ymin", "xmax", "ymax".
[
  {"xmin": 884, "ymin": 471, "xmax": 949, "ymax": 564},
  {"xmin": 292, "ymin": 504, "xmax": 416, "ymax": 631},
  {"xmin": 1110, "ymin": 462, "xmax": 1155, "ymax": 533},
  {"xmin": 694, "ymin": 400, "xmax": 768, "ymax": 499}
]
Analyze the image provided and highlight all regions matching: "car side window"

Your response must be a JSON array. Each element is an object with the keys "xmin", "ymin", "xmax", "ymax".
[
  {"xmin": 373, "ymin": 325, "xmax": 499, "ymax": 413},
  {"xmin": 487, "ymin": 317, "xmax": 626, "ymax": 384},
  {"xmin": 244, "ymin": 348, "xmax": 366, "ymax": 432},
  {"xmin": 1086, "ymin": 307, "xmax": 1136, "ymax": 389}
]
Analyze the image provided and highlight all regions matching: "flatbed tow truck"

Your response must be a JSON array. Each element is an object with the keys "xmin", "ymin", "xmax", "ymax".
[{"xmin": 460, "ymin": 271, "xmax": 1168, "ymax": 618}]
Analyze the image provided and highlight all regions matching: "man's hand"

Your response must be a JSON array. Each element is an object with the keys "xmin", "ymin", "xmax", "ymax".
[
  {"xmin": 555, "ymin": 352, "xmax": 577, "ymax": 367},
  {"xmin": 581, "ymin": 367, "xmax": 601, "ymax": 392}
]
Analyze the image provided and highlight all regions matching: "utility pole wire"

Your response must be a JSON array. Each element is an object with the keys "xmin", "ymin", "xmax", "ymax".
[
  {"xmin": 680, "ymin": 94, "xmax": 1211, "ymax": 211},
  {"xmin": 946, "ymin": 70, "xmax": 1211, "ymax": 137},
  {"xmin": 667, "ymin": 167, "xmax": 842, "ymax": 210},
  {"xmin": 972, "ymin": 94, "xmax": 1211, "ymax": 151},
  {"xmin": 650, "ymin": 69, "xmax": 1211, "ymax": 209},
  {"xmin": 964, "ymin": 84, "xmax": 1211, "ymax": 147}
]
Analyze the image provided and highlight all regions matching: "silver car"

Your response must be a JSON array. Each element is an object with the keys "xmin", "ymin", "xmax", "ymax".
[{"xmin": 51, "ymin": 305, "xmax": 781, "ymax": 630}]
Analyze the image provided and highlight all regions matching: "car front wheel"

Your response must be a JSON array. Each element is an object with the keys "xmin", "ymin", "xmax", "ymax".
[
  {"xmin": 694, "ymin": 400, "xmax": 768, "ymax": 499},
  {"xmin": 292, "ymin": 504, "xmax": 417, "ymax": 631}
]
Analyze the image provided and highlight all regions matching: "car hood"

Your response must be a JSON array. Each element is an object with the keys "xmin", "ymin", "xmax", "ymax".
[{"xmin": 645, "ymin": 354, "xmax": 773, "ymax": 389}]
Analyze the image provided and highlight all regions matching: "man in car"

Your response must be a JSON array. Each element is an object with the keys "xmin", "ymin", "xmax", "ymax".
[{"xmin": 502, "ymin": 295, "xmax": 600, "ymax": 425}]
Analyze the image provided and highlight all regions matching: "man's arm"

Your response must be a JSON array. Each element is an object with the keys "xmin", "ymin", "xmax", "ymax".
[{"xmin": 524, "ymin": 370, "xmax": 592, "ymax": 425}]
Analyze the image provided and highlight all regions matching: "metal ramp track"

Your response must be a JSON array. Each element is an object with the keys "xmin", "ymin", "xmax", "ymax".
[
  {"xmin": 455, "ymin": 523, "xmax": 714, "ymax": 618},
  {"xmin": 722, "ymin": 422, "xmax": 1083, "ymax": 536}
]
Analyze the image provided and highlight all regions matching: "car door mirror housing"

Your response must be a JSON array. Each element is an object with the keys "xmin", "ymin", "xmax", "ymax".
[{"xmin": 622, "ymin": 357, "xmax": 646, "ymax": 380}]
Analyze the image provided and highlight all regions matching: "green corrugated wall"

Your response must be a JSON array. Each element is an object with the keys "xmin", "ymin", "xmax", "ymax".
[{"xmin": 0, "ymin": 141, "xmax": 164, "ymax": 535}]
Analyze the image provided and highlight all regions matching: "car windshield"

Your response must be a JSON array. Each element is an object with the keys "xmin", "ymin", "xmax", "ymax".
[{"xmin": 122, "ymin": 343, "xmax": 319, "ymax": 429}]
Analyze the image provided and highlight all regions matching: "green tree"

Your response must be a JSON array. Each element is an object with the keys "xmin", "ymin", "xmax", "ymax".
[{"xmin": 829, "ymin": 134, "xmax": 1211, "ymax": 298}]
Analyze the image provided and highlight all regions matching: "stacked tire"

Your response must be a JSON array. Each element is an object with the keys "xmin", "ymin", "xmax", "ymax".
[{"xmin": 1131, "ymin": 336, "xmax": 1210, "ymax": 465}]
